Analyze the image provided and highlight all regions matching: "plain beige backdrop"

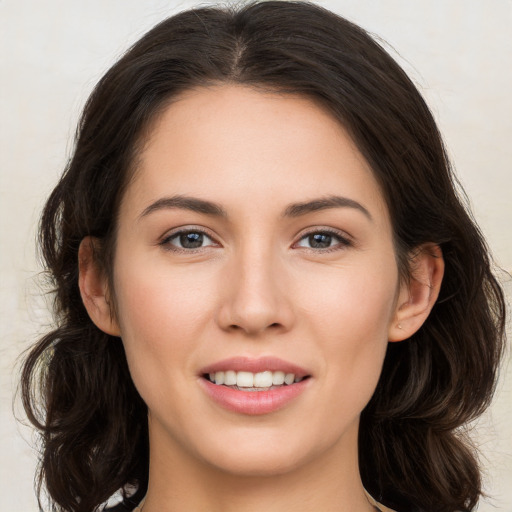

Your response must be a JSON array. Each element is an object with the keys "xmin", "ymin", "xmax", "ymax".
[{"xmin": 1, "ymin": 0, "xmax": 510, "ymax": 510}]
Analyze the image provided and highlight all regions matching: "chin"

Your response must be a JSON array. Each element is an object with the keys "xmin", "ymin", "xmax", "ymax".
[
  {"xmin": 192, "ymin": 424, "xmax": 336, "ymax": 479},
  {"xmin": 206, "ymin": 446, "xmax": 310, "ymax": 478}
]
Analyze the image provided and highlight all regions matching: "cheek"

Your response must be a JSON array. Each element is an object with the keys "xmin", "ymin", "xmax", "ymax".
[
  {"xmin": 298, "ymin": 258, "xmax": 398, "ymax": 341},
  {"xmin": 115, "ymin": 252, "xmax": 216, "ymax": 327},
  {"xmin": 298, "ymin": 262, "xmax": 398, "ymax": 405},
  {"xmin": 111, "ymin": 256, "xmax": 219, "ymax": 381}
]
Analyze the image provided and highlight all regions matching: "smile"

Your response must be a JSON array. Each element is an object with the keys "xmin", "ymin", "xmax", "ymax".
[
  {"xmin": 206, "ymin": 370, "xmax": 306, "ymax": 390},
  {"xmin": 199, "ymin": 357, "xmax": 311, "ymax": 415}
]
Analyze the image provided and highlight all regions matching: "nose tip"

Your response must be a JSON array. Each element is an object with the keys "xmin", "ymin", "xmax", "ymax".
[
  {"xmin": 216, "ymin": 260, "xmax": 294, "ymax": 336},
  {"xmin": 221, "ymin": 302, "xmax": 284, "ymax": 336}
]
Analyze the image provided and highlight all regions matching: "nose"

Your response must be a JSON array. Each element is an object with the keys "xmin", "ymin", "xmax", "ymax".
[{"xmin": 216, "ymin": 248, "xmax": 295, "ymax": 336}]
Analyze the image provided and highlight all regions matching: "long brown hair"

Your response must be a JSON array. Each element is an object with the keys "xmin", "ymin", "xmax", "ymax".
[{"xmin": 21, "ymin": 2, "xmax": 506, "ymax": 511}]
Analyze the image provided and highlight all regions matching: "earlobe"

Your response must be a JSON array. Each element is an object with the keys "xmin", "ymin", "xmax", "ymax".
[
  {"xmin": 78, "ymin": 236, "xmax": 121, "ymax": 337},
  {"xmin": 388, "ymin": 244, "xmax": 444, "ymax": 342}
]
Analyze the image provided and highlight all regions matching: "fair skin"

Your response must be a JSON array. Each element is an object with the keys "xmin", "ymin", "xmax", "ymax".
[{"xmin": 79, "ymin": 85, "xmax": 444, "ymax": 512}]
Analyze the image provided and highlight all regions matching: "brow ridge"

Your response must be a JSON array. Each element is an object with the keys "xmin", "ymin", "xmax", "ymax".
[
  {"xmin": 139, "ymin": 195, "xmax": 227, "ymax": 220},
  {"xmin": 283, "ymin": 195, "xmax": 372, "ymax": 220},
  {"xmin": 138, "ymin": 194, "xmax": 371, "ymax": 221}
]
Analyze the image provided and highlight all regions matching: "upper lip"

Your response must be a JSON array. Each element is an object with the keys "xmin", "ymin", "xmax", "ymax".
[{"xmin": 199, "ymin": 356, "xmax": 310, "ymax": 378}]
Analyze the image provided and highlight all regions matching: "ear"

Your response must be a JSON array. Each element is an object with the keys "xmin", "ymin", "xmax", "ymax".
[
  {"xmin": 388, "ymin": 243, "xmax": 444, "ymax": 342},
  {"xmin": 78, "ymin": 236, "xmax": 121, "ymax": 337}
]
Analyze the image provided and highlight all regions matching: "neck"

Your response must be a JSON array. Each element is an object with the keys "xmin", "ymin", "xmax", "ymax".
[{"xmin": 141, "ymin": 419, "xmax": 375, "ymax": 512}]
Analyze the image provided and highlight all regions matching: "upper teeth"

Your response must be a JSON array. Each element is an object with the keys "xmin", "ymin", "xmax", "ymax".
[{"xmin": 209, "ymin": 370, "xmax": 300, "ymax": 387}]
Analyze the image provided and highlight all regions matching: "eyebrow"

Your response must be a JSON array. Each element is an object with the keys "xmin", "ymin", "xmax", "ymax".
[
  {"xmin": 139, "ymin": 195, "xmax": 227, "ymax": 220},
  {"xmin": 138, "ymin": 194, "xmax": 372, "ymax": 221},
  {"xmin": 282, "ymin": 195, "xmax": 373, "ymax": 221}
]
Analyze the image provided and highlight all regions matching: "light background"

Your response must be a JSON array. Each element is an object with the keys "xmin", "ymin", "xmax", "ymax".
[{"xmin": 1, "ymin": 0, "xmax": 511, "ymax": 510}]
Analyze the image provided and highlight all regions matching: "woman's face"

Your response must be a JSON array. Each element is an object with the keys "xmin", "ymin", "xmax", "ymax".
[{"xmin": 111, "ymin": 85, "xmax": 403, "ymax": 476}]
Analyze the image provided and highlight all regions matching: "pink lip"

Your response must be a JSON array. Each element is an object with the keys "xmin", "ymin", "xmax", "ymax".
[
  {"xmin": 199, "ymin": 356, "xmax": 309, "ymax": 377},
  {"xmin": 198, "ymin": 356, "xmax": 311, "ymax": 416},
  {"xmin": 199, "ymin": 377, "xmax": 310, "ymax": 415}
]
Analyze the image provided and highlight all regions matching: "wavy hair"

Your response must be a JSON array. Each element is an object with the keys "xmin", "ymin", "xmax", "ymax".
[{"xmin": 21, "ymin": 2, "xmax": 506, "ymax": 511}]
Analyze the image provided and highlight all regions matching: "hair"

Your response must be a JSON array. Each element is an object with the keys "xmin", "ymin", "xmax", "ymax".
[{"xmin": 20, "ymin": 2, "xmax": 506, "ymax": 511}]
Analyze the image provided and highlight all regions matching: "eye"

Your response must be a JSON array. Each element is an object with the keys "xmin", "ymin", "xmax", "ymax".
[
  {"xmin": 161, "ymin": 229, "xmax": 217, "ymax": 251},
  {"xmin": 295, "ymin": 230, "xmax": 352, "ymax": 251}
]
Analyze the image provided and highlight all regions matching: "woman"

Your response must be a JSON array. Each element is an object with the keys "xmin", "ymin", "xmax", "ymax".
[{"xmin": 21, "ymin": 2, "xmax": 505, "ymax": 512}]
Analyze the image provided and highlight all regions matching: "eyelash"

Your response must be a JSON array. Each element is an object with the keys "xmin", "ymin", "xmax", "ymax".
[
  {"xmin": 159, "ymin": 227, "xmax": 218, "ymax": 253},
  {"xmin": 159, "ymin": 227, "xmax": 353, "ymax": 254},
  {"xmin": 294, "ymin": 228, "xmax": 353, "ymax": 253}
]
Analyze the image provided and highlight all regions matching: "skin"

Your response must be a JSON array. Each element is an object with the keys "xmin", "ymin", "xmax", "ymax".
[{"xmin": 79, "ymin": 85, "xmax": 444, "ymax": 512}]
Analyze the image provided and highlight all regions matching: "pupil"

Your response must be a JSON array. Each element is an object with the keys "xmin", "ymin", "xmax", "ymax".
[
  {"xmin": 180, "ymin": 232, "xmax": 203, "ymax": 248},
  {"xmin": 310, "ymin": 233, "xmax": 331, "ymax": 248}
]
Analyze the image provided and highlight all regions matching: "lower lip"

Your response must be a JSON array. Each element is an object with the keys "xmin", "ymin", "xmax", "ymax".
[{"xmin": 200, "ymin": 378, "xmax": 310, "ymax": 415}]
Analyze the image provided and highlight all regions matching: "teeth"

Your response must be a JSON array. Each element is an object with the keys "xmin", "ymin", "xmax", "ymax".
[
  {"xmin": 224, "ymin": 370, "xmax": 237, "ymax": 385},
  {"xmin": 284, "ymin": 373, "xmax": 295, "ymax": 385},
  {"xmin": 253, "ymin": 371, "xmax": 272, "ymax": 387},
  {"xmin": 272, "ymin": 371, "xmax": 285, "ymax": 385},
  {"xmin": 237, "ymin": 371, "xmax": 254, "ymax": 387},
  {"xmin": 211, "ymin": 370, "xmax": 303, "ymax": 388}
]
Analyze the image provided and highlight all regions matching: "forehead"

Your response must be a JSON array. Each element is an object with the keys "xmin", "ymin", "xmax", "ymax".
[{"xmin": 122, "ymin": 84, "xmax": 389, "ymax": 225}]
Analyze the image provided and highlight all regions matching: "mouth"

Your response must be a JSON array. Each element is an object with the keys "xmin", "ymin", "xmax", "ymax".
[
  {"xmin": 202, "ymin": 370, "xmax": 310, "ymax": 391},
  {"xmin": 198, "ymin": 357, "xmax": 311, "ymax": 414}
]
